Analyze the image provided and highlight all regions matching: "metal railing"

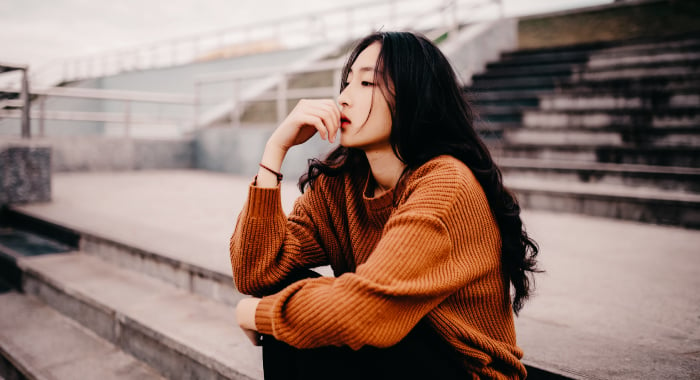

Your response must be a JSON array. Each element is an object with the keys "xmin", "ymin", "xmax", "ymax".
[
  {"xmin": 194, "ymin": 58, "xmax": 345, "ymax": 128},
  {"xmin": 25, "ymin": 0, "xmax": 502, "ymax": 87},
  {"xmin": 193, "ymin": 0, "xmax": 503, "ymax": 128},
  {"xmin": 0, "ymin": 0, "xmax": 503, "ymax": 138},
  {"xmin": 0, "ymin": 62, "xmax": 31, "ymax": 137},
  {"xmin": 0, "ymin": 86, "xmax": 195, "ymax": 138}
]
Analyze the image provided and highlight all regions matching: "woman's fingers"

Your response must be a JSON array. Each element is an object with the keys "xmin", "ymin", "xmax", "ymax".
[
  {"xmin": 298, "ymin": 114, "xmax": 329, "ymax": 141},
  {"xmin": 271, "ymin": 99, "xmax": 341, "ymax": 150},
  {"xmin": 305, "ymin": 101, "xmax": 340, "ymax": 142}
]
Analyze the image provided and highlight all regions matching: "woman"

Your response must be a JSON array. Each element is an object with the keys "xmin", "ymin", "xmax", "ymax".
[{"xmin": 230, "ymin": 31, "xmax": 539, "ymax": 379}]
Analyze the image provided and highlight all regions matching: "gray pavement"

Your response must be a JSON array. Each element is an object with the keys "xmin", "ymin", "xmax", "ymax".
[{"xmin": 13, "ymin": 169, "xmax": 700, "ymax": 379}]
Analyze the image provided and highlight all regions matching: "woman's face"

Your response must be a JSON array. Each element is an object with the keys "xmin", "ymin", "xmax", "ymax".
[{"xmin": 337, "ymin": 42, "xmax": 393, "ymax": 151}]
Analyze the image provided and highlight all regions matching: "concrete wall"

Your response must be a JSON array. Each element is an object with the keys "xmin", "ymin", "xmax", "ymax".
[
  {"xmin": 0, "ymin": 142, "xmax": 51, "ymax": 205},
  {"xmin": 11, "ymin": 137, "xmax": 194, "ymax": 172},
  {"xmin": 193, "ymin": 124, "xmax": 334, "ymax": 182},
  {"xmin": 519, "ymin": 0, "xmax": 700, "ymax": 49},
  {"xmin": 441, "ymin": 18, "xmax": 518, "ymax": 85}
]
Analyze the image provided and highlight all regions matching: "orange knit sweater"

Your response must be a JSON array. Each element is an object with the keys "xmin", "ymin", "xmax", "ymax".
[{"xmin": 230, "ymin": 155, "xmax": 526, "ymax": 379}]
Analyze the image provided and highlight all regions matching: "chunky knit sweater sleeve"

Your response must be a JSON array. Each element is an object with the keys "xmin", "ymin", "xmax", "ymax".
[
  {"xmin": 230, "ymin": 183, "xmax": 335, "ymax": 297},
  {"xmin": 233, "ymin": 157, "xmax": 506, "ymax": 352}
]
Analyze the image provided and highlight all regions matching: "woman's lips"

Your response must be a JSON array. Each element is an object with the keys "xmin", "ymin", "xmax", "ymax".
[{"xmin": 340, "ymin": 116, "xmax": 350, "ymax": 128}]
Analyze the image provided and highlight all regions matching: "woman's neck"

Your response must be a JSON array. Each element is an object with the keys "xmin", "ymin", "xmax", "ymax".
[{"xmin": 364, "ymin": 145, "xmax": 406, "ymax": 196}]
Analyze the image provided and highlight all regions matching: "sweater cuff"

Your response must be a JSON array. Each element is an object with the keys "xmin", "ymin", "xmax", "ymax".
[
  {"xmin": 255, "ymin": 294, "xmax": 278, "ymax": 336},
  {"xmin": 246, "ymin": 183, "xmax": 282, "ymax": 218}
]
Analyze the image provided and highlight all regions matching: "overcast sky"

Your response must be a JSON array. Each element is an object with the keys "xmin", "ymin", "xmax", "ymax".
[{"xmin": 1, "ymin": 0, "xmax": 611, "ymax": 68}]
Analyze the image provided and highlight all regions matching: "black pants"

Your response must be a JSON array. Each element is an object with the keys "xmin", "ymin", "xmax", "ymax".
[{"xmin": 261, "ymin": 270, "xmax": 469, "ymax": 380}]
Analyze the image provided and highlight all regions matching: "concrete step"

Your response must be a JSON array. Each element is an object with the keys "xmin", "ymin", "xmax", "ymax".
[
  {"xmin": 557, "ymin": 75, "xmax": 700, "ymax": 93},
  {"xmin": 469, "ymin": 91, "xmax": 542, "ymax": 108},
  {"xmin": 473, "ymin": 62, "xmax": 578, "ymax": 79},
  {"xmin": 538, "ymin": 92, "xmax": 700, "ymax": 111},
  {"xmin": 0, "ymin": 291, "xmax": 165, "ymax": 380},
  {"xmin": 504, "ymin": 176, "xmax": 700, "ymax": 228},
  {"xmin": 468, "ymin": 89, "xmax": 551, "ymax": 100},
  {"xmin": 500, "ymin": 34, "xmax": 700, "ymax": 62},
  {"xmin": 503, "ymin": 127, "xmax": 700, "ymax": 147},
  {"xmin": 472, "ymin": 97, "xmax": 540, "ymax": 108},
  {"xmin": 587, "ymin": 52, "xmax": 700, "ymax": 71},
  {"xmin": 495, "ymin": 50, "xmax": 591, "ymax": 68},
  {"xmin": 18, "ymin": 252, "xmax": 263, "ymax": 380},
  {"xmin": 522, "ymin": 109, "xmax": 700, "ymax": 129},
  {"xmin": 473, "ymin": 105, "xmax": 539, "ymax": 116},
  {"xmin": 576, "ymin": 65, "xmax": 700, "ymax": 82},
  {"xmin": 498, "ymin": 158, "xmax": 700, "ymax": 193},
  {"xmin": 475, "ymin": 121, "xmax": 521, "ymax": 132},
  {"xmin": 470, "ymin": 76, "xmax": 565, "ymax": 91},
  {"xmin": 5, "ymin": 206, "xmax": 245, "ymax": 308},
  {"xmin": 492, "ymin": 144, "xmax": 700, "ymax": 167},
  {"xmin": 481, "ymin": 53, "xmax": 700, "ymax": 81},
  {"xmin": 588, "ymin": 37, "xmax": 700, "ymax": 58}
]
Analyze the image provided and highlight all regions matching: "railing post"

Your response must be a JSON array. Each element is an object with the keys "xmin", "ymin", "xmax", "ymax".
[
  {"xmin": 39, "ymin": 97, "xmax": 46, "ymax": 137},
  {"xmin": 20, "ymin": 68, "xmax": 31, "ymax": 139},
  {"xmin": 231, "ymin": 80, "xmax": 241, "ymax": 128},
  {"xmin": 124, "ymin": 100, "xmax": 131, "ymax": 138},
  {"xmin": 193, "ymin": 81, "xmax": 201, "ymax": 130},
  {"xmin": 276, "ymin": 74, "xmax": 288, "ymax": 125}
]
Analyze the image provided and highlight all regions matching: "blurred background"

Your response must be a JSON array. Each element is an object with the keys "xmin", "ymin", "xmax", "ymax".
[{"xmin": 0, "ymin": 0, "xmax": 698, "ymax": 379}]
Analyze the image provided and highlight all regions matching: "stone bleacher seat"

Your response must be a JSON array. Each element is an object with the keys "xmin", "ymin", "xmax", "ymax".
[{"xmin": 467, "ymin": 32, "xmax": 700, "ymax": 228}]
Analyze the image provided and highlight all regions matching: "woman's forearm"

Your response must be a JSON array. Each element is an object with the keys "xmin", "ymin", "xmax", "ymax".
[{"xmin": 255, "ymin": 142, "xmax": 287, "ymax": 188}]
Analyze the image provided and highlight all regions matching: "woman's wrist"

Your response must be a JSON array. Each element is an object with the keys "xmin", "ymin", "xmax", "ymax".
[
  {"xmin": 255, "ymin": 143, "xmax": 287, "ymax": 188},
  {"xmin": 236, "ymin": 297, "xmax": 260, "ymax": 331}
]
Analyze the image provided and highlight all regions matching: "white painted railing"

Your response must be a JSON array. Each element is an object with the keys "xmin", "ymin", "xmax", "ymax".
[
  {"xmin": 0, "ymin": 86, "xmax": 195, "ymax": 138},
  {"xmin": 1, "ymin": 0, "xmax": 504, "ymax": 138},
  {"xmin": 25, "ymin": 0, "xmax": 502, "ymax": 87}
]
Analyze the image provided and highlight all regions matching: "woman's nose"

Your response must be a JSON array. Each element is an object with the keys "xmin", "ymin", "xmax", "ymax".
[{"xmin": 337, "ymin": 88, "xmax": 349, "ymax": 107}]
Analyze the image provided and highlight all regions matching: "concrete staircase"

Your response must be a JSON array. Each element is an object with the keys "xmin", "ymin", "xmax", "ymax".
[
  {"xmin": 469, "ymin": 33, "xmax": 700, "ymax": 228},
  {"xmin": 0, "ymin": 205, "xmax": 263, "ymax": 380}
]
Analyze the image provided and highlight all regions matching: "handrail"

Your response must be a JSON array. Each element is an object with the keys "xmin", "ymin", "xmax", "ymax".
[
  {"xmin": 0, "ymin": 86, "xmax": 195, "ymax": 138},
  {"xmin": 0, "ymin": 0, "xmax": 504, "ymax": 138},
  {"xmin": 1, "ymin": 86, "xmax": 195, "ymax": 104},
  {"xmin": 194, "ymin": 0, "xmax": 503, "ymax": 127},
  {"xmin": 26, "ymin": 0, "xmax": 502, "ymax": 87}
]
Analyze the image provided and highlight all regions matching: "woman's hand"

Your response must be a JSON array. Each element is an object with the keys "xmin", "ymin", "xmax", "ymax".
[
  {"xmin": 236, "ymin": 297, "xmax": 262, "ymax": 346},
  {"xmin": 268, "ymin": 99, "xmax": 341, "ymax": 152},
  {"xmin": 256, "ymin": 99, "xmax": 340, "ymax": 188}
]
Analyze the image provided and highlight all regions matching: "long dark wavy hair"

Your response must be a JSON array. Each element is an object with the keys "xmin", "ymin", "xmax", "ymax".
[{"xmin": 299, "ymin": 31, "xmax": 540, "ymax": 314}]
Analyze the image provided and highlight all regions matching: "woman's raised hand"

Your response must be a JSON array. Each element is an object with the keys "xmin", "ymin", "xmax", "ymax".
[
  {"xmin": 268, "ymin": 99, "xmax": 341, "ymax": 152},
  {"xmin": 256, "ymin": 99, "xmax": 340, "ymax": 188}
]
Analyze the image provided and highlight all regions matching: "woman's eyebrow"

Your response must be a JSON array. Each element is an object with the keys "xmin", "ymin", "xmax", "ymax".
[{"xmin": 348, "ymin": 66, "xmax": 375, "ymax": 73}]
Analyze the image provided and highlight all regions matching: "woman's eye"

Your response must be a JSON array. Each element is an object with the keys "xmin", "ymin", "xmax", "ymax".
[{"xmin": 361, "ymin": 81, "xmax": 374, "ymax": 87}]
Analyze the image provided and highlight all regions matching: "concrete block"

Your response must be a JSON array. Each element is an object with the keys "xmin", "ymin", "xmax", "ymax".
[{"xmin": 0, "ymin": 144, "xmax": 51, "ymax": 205}]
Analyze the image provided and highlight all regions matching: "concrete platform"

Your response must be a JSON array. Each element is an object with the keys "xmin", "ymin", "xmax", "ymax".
[
  {"xmin": 0, "ymin": 291, "xmax": 164, "ymax": 380},
  {"xmin": 19, "ymin": 253, "xmax": 261, "ymax": 380},
  {"xmin": 10, "ymin": 169, "xmax": 700, "ymax": 379}
]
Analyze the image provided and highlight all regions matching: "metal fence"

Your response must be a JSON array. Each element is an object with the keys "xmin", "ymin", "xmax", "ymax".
[{"xmin": 0, "ymin": 0, "xmax": 503, "ymax": 138}]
